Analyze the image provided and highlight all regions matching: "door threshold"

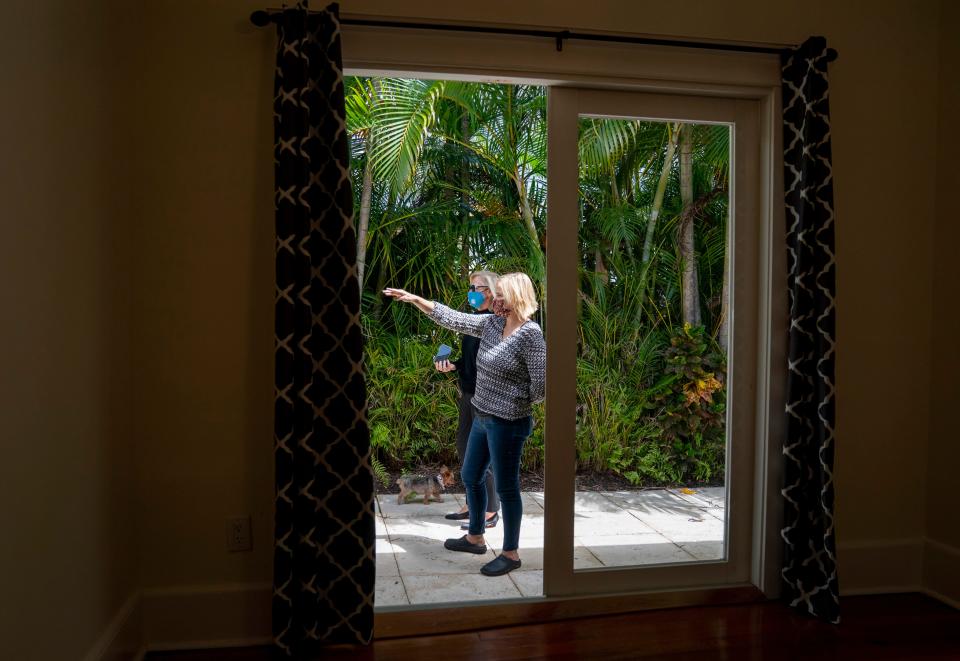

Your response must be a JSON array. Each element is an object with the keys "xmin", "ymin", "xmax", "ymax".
[{"xmin": 375, "ymin": 584, "xmax": 764, "ymax": 639}]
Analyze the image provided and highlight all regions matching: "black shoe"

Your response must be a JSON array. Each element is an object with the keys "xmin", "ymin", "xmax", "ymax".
[
  {"xmin": 481, "ymin": 554, "xmax": 522, "ymax": 576},
  {"xmin": 444, "ymin": 510, "xmax": 470, "ymax": 520},
  {"xmin": 461, "ymin": 512, "xmax": 499, "ymax": 530},
  {"xmin": 443, "ymin": 535, "xmax": 487, "ymax": 555}
]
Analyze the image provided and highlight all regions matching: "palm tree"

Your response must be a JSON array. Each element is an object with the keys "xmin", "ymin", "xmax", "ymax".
[
  {"xmin": 439, "ymin": 82, "xmax": 548, "ymax": 281},
  {"xmin": 346, "ymin": 76, "xmax": 733, "ymax": 484},
  {"xmin": 345, "ymin": 77, "xmax": 448, "ymax": 293},
  {"xmin": 641, "ymin": 124, "xmax": 680, "ymax": 267},
  {"xmin": 678, "ymin": 123, "xmax": 701, "ymax": 326},
  {"xmin": 345, "ymin": 77, "xmax": 376, "ymax": 290},
  {"xmin": 680, "ymin": 123, "xmax": 730, "ymax": 345},
  {"xmin": 347, "ymin": 76, "xmax": 730, "ymax": 355}
]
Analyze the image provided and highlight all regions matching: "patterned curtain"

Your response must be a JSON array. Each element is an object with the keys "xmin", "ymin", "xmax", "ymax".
[
  {"xmin": 271, "ymin": 2, "xmax": 375, "ymax": 654},
  {"xmin": 780, "ymin": 36, "xmax": 839, "ymax": 624}
]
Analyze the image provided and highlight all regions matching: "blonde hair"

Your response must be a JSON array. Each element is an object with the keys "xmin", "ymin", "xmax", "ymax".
[
  {"xmin": 469, "ymin": 270, "xmax": 499, "ymax": 296},
  {"xmin": 497, "ymin": 272, "xmax": 539, "ymax": 321}
]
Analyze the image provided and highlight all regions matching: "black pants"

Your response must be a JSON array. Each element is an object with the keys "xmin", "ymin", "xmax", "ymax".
[{"xmin": 457, "ymin": 392, "xmax": 500, "ymax": 513}]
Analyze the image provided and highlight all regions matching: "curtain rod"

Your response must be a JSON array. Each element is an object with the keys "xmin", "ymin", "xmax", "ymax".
[{"xmin": 248, "ymin": 11, "xmax": 838, "ymax": 61}]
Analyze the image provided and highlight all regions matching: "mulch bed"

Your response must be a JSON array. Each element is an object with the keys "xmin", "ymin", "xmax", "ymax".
[{"xmin": 376, "ymin": 464, "xmax": 716, "ymax": 495}]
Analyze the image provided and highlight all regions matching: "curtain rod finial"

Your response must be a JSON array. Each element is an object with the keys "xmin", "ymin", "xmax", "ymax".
[{"xmin": 250, "ymin": 10, "xmax": 273, "ymax": 27}]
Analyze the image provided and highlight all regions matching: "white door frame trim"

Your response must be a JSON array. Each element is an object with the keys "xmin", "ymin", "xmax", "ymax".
[
  {"xmin": 339, "ymin": 19, "xmax": 786, "ymax": 630},
  {"xmin": 545, "ymin": 87, "xmax": 765, "ymax": 597}
]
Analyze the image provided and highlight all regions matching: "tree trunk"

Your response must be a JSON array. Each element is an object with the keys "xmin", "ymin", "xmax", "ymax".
[
  {"xmin": 610, "ymin": 167, "xmax": 621, "ymax": 206},
  {"xmin": 506, "ymin": 86, "xmax": 543, "ymax": 279},
  {"xmin": 516, "ymin": 177, "xmax": 545, "ymax": 279},
  {"xmin": 356, "ymin": 133, "xmax": 373, "ymax": 292},
  {"xmin": 460, "ymin": 112, "xmax": 471, "ymax": 279},
  {"xmin": 371, "ymin": 262, "xmax": 387, "ymax": 320},
  {"xmin": 641, "ymin": 124, "xmax": 680, "ymax": 265},
  {"xmin": 369, "ymin": 189, "xmax": 396, "ymax": 320},
  {"xmin": 356, "ymin": 80, "xmax": 380, "ymax": 293},
  {"xmin": 679, "ymin": 124, "xmax": 701, "ymax": 326},
  {"xmin": 596, "ymin": 247, "xmax": 609, "ymax": 285},
  {"xmin": 604, "ymin": 167, "xmax": 618, "ymax": 282},
  {"xmin": 717, "ymin": 210, "xmax": 730, "ymax": 353}
]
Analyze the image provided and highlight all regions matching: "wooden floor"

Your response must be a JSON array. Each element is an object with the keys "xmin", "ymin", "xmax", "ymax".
[{"xmin": 146, "ymin": 593, "xmax": 959, "ymax": 660}]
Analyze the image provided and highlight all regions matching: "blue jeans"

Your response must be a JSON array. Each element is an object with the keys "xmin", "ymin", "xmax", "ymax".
[{"xmin": 461, "ymin": 410, "xmax": 533, "ymax": 552}]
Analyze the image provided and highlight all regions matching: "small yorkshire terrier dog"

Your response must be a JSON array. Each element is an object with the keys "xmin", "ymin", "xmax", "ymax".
[{"xmin": 396, "ymin": 466, "xmax": 456, "ymax": 505}]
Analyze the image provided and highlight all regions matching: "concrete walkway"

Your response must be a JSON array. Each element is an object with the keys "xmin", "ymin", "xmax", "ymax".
[{"xmin": 375, "ymin": 487, "xmax": 726, "ymax": 607}]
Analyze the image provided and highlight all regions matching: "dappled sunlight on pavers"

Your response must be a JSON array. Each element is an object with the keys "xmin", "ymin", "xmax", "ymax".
[
  {"xmin": 375, "ymin": 538, "xmax": 400, "ymax": 576},
  {"xmin": 377, "ymin": 493, "xmax": 465, "ymax": 519},
  {"xmin": 581, "ymin": 534, "xmax": 697, "ymax": 565},
  {"xmin": 383, "ymin": 518, "xmax": 469, "ymax": 542},
  {"xmin": 637, "ymin": 511, "xmax": 725, "ymax": 543},
  {"xmin": 601, "ymin": 489, "xmax": 704, "ymax": 516},
  {"xmin": 391, "ymin": 534, "xmax": 494, "ymax": 575},
  {"xmin": 374, "ymin": 487, "xmax": 726, "ymax": 607},
  {"xmin": 573, "ymin": 509, "xmax": 659, "ymax": 536},
  {"xmin": 563, "ymin": 491, "xmax": 624, "ymax": 512}
]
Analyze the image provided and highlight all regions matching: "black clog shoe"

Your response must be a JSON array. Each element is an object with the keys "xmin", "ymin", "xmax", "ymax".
[
  {"xmin": 443, "ymin": 535, "xmax": 488, "ymax": 555},
  {"xmin": 480, "ymin": 554, "xmax": 522, "ymax": 576},
  {"xmin": 461, "ymin": 512, "xmax": 499, "ymax": 530}
]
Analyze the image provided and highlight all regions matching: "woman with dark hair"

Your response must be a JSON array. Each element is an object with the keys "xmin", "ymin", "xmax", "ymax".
[
  {"xmin": 434, "ymin": 270, "xmax": 501, "ymax": 529},
  {"xmin": 384, "ymin": 272, "xmax": 545, "ymax": 577}
]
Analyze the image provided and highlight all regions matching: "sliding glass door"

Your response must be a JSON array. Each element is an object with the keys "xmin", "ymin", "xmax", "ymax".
[
  {"xmin": 543, "ymin": 88, "xmax": 762, "ymax": 595},
  {"xmin": 361, "ymin": 77, "xmax": 775, "ymax": 624}
]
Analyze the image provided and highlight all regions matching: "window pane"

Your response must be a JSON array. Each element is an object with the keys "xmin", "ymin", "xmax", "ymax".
[{"xmin": 573, "ymin": 117, "xmax": 730, "ymax": 570}]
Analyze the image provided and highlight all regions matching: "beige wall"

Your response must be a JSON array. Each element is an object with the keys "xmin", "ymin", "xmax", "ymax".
[
  {"xmin": 926, "ymin": 0, "xmax": 960, "ymax": 593},
  {"xmin": 0, "ymin": 1, "xmax": 138, "ymax": 659},
  {"xmin": 130, "ymin": 2, "xmax": 277, "ymax": 589},
  {"xmin": 130, "ymin": 0, "xmax": 942, "ymax": 592}
]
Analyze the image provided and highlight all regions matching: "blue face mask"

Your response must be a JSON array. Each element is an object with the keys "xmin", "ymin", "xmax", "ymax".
[{"xmin": 467, "ymin": 291, "xmax": 485, "ymax": 309}]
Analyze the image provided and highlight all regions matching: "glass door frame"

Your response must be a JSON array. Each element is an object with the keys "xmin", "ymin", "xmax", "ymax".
[
  {"xmin": 344, "ymin": 23, "xmax": 789, "ymax": 636},
  {"xmin": 544, "ymin": 87, "xmax": 762, "ymax": 596}
]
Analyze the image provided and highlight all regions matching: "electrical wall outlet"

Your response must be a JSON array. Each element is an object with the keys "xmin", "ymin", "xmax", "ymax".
[{"xmin": 227, "ymin": 515, "xmax": 252, "ymax": 552}]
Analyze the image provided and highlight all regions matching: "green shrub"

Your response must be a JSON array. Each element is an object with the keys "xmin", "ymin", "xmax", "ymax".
[
  {"xmin": 521, "ymin": 402, "xmax": 545, "ymax": 472},
  {"xmin": 644, "ymin": 323, "xmax": 726, "ymax": 483},
  {"xmin": 363, "ymin": 313, "xmax": 725, "ymax": 487},
  {"xmin": 365, "ymin": 323, "xmax": 461, "ymax": 470},
  {"xmin": 366, "ymin": 338, "xmax": 548, "ymax": 472},
  {"xmin": 370, "ymin": 454, "xmax": 392, "ymax": 489},
  {"xmin": 572, "ymin": 322, "xmax": 726, "ymax": 486},
  {"xmin": 346, "ymin": 77, "xmax": 731, "ymax": 488}
]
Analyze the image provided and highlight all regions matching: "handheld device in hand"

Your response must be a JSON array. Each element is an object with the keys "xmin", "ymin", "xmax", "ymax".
[{"xmin": 433, "ymin": 344, "xmax": 452, "ymax": 363}]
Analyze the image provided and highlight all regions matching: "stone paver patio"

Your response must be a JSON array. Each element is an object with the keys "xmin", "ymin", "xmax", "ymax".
[{"xmin": 375, "ymin": 487, "xmax": 725, "ymax": 607}]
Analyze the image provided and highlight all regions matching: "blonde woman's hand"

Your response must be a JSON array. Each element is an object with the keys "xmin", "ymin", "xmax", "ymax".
[
  {"xmin": 383, "ymin": 288, "xmax": 418, "ymax": 303},
  {"xmin": 383, "ymin": 288, "xmax": 435, "ymax": 315}
]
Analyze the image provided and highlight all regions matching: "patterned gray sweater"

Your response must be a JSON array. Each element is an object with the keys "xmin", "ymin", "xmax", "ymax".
[{"xmin": 430, "ymin": 303, "xmax": 546, "ymax": 420}]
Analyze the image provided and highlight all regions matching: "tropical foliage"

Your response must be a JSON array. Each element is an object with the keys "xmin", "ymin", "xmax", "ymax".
[{"xmin": 348, "ymin": 77, "xmax": 729, "ymax": 487}]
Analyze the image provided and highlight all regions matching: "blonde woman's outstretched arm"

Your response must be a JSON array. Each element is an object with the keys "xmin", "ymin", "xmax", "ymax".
[
  {"xmin": 383, "ymin": 288, "xmax": 489, "ymax": 337},
  {"xmin": 382, "ymin": 288, "xmax": 435, "ymax": 314}
]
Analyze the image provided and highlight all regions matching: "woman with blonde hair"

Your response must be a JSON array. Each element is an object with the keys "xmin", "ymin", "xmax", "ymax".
[{"xmin": 384, "ymin": 272, "xmax": 545, "ymax": 576}]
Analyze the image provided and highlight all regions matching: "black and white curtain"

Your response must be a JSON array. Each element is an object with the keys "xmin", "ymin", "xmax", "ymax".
[
  {"xmin": 270, "ymin": 2, "xmax": 375, "ymax": 654},
  {"xmin": 781, "ymin": 36, "xmax": 839, "ymax": 623}
]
